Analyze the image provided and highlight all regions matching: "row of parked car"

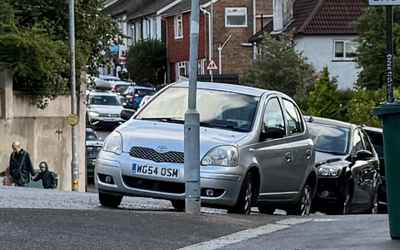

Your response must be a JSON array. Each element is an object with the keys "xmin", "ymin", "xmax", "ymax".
[{"xmin": 92, "ymin": 80, "xmax": 385, "ymax": 216}]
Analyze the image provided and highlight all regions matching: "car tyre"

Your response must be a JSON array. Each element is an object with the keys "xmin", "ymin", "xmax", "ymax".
[
  {"xmin": 258, "ymin": 205, "xmax": 275, "ymax": 215},
  {"xmin": 371, "ymin": 191, "xmax": 379, "ymax": 214},
  {"xmin": 99, "ymin": 192, "xmax": 122, "ymax": 208},
  {"xmin": 171, "ymin": 200, "xmax": 185, "ymax": 212},
  {"xmin": 228, "ymin": 172, "xmax": 257, "ymax": 215},
  {"xmin": 287, "ymin": 184, "xmax": 313, "ymax": 216},
  {"xmin": 342, "ymin": 182, "xmax": 353, "ymax": 215}
]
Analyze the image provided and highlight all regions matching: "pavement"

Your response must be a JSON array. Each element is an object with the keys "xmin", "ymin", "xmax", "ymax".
[{"xmin": 0, "ymin": 187, "xmax": 398, "ymax": 250}]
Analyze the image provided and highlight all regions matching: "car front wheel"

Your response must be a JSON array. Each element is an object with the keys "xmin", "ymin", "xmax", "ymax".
[
  {"xmin": 99, "ymin": 192, "xmax": 123, "ymax": 208},
  {"xmin": 228, "ymin": 172, "xmax": 257, "ymax": 215},
  {"xmin": 171, "ymin": 200, "xmax": 185, "ymax": 212}
]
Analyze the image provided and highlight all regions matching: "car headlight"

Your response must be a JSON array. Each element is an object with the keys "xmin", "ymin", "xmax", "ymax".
[
  {"xmin": 103, "ymin": 132, "xmax": 122, "ymax": 155},
  {"xmin": 89, "ymin": 111, "xmax": 99, "ymax": 117},
  {"xmin": 201, "ymin": 146, "xmax": 239, "ymax": 167},
  {"xmin": 318, "ymin": 166, "xmax": 341, "ymax": 177}
]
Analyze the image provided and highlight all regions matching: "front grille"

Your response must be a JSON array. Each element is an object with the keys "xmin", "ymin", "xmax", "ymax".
[
  {"xmin": 122, "ymin": 175, "xmax": 185, "ymax": 194},
  {"xmin": 99, "ymin": 113, "xmax": 120, "ymax": 118},
  {"xmin": 129, "ymin": 147, "xmax": 184, "ymax": 163}
]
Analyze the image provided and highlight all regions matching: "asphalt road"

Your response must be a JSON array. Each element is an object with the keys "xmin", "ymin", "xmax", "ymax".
[{"xmin": 0, "ymin": 208, "xmax": 280, "ymax": 250}]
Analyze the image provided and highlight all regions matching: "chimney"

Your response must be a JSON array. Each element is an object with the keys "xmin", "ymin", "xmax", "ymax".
[{"xmin": 273, "ymin": 0, "xmax": 284, "ymax": 31}]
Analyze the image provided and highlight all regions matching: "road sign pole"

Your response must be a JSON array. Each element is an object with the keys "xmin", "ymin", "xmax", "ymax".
[
  {"xmin": 184, "ymin": 0, "xmax": 201, "ymax": 214},
  {"xmin": 69, "ymin": 0, "xmax": 79, "ymax": 191},
  {"xmin": 386, "ymin": 5, "xmax": 395, "ymax": 103}
]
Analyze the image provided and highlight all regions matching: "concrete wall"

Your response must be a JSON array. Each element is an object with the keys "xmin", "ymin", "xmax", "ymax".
[
  {"xmin": 295, "ymin": 35, "xmax": 361, "ymax": 90},
  {"xmin": 0, "ymin": 69, "xmax": 87, "ymax": 192}
]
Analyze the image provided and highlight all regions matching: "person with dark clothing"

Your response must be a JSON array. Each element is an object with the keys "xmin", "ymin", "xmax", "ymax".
[
  {"xmin": 32, "ymin": 161, "xmax": 58, "ymax": 189},
  {"xmin": 9, "ymin": 142, "xmax": 35, "ymax": 187}
]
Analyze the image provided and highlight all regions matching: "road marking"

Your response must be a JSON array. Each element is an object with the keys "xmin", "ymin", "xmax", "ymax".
[
  {"xmin": 177, "ymin": 223, "xmax": 290, "ymax": 250},
  {"xmin": 313, "ymin": 218, "xmax": 340, "ymax": 222},
  {"xmin": 276, "ymin": 218, "xmax": 313, "ymax": 225}
]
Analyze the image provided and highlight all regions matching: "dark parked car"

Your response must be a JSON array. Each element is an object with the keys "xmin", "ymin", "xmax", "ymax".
[
  {"xmin": 364, "ymin": 126, "xmax": 386, "ymax": 213},
  {"xmin": 86, "ymin": 128, "xmax": 103, "ymax": 184},
  {"xmin": 121, "ymin": 86, "xmax": 156, "ymax": 110},
  {"xmin": 306, "ymin": 117, "xmax": 381, "ymax": 214}
]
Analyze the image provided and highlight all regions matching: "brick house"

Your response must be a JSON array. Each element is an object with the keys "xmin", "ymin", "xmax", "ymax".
[
  {"xmin": 162, "ymin": 0, "xmax": 272, "ymax": 83},
  {"xmin": 251, "ymin": 0, "xmax": 366, "ymax": 89}
]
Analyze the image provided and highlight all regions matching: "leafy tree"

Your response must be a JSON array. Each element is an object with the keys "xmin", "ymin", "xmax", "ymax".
[
  {"xmin": 356, "ymin": 6, "xmax": 400, "ymax": 90},
  {"xmin": 0, "ymin": 0, "xmax": 120, "ymax": 105},
  {"xmin": 306, "ymin": 67, "xmax": 352, "ymax": 121},
  {"xmin": 127, "ymin": 39, "xmax": 166, "ymax": 85},
  {"xmin": 244, "ymin": 34, "xmax": 315, "ymax": 101}
]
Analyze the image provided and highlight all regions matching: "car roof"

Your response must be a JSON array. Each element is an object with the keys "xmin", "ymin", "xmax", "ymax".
[
  {"xmin": 127, "ymin": 86, "xmax": 155, "ymax": 90},
  {"xmin": 89, "ymin": 91, "xmax": 118, "ymax": 97},
  {"xmin": 305, "ymin": 116, "xmax": 356, "ymax": 130},
  {"xmin": 363, "ymin": 126, "xmax": 383, "ymax": 133},
  {"xmin": 172, "ymin": 81, "xmax": 282, "ymax": 97}
]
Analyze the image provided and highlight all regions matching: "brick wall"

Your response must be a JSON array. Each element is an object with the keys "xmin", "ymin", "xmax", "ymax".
[{"xmin": 166, "ymin": 12, "xmax": 207, "ymax": 82}]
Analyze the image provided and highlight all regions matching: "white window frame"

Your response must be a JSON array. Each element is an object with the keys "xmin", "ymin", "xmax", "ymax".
[
  {"xmin": 175, "ymin": 15, "xmax": 183, "ymax": 39},
  {"xmin": 176, "ymin": 61, "xmax": 188, "ymax": 79},
  {"xmin": 225, "ymin": 7, "xmax": 248, "ymax": 28},
  {"xmin": 333, "ymin": 40, "xmax": 358, "ymax": 61}
]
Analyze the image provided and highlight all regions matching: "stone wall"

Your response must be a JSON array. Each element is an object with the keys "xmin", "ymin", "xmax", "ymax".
[{"xmin": 0, "ymin": 69, "xmax": 87, "ymax": 191}]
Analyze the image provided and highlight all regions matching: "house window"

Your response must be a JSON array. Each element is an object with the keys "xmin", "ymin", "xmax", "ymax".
[
  {"xmin": 176, "ymin": 61, "xmax": 188, "ymax": 79},
  {"xmin": 175, "ymin": 15, "xmax": 183, "ymax": 39},
  {"xmin": 334, "ymin": 40, "xmax": 358, "ymax": 60},
  {"xmin": 225, "ymin": 8, "xmax": 247, "ymax": 27}
]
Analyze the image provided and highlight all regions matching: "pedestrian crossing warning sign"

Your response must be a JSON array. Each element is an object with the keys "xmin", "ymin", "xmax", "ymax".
[{"xmin": 207, "ymin": 60, "xmax": 218, "ymax": 71}]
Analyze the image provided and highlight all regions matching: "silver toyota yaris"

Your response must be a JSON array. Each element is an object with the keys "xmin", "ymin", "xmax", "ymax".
[{"xmin": 96, "ymin": 81, "xmax": 317, "ymax": 215}]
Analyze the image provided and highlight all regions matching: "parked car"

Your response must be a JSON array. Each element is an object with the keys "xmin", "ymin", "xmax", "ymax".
[
  {"xmin": 364, "ymin": 126, "xmax": 387, "ymax": 213},
  {"xmin": 306, "ymin": 117, "xmax": 381, "ymax": 214},
  {"xmin": 86, "ymin": 128, "xmax": 104, "ymax": 183},
  {"xmin": 112, "ymin": 81, "xmax": 133, "ymax": 95},
  {"xmin": 121, "ymin": 86, "xmax": 156, "ymax": 110},
  {"xmin": 86, "ymin": 91, "xmax": 123, "ymax": 128},
  {"xmin": 120, "ymin": 95, "xmax": 153, "ymax": 122},
  {"xmin": 96, "ymin": 81, "xmax": 317, "ymax": 215}
]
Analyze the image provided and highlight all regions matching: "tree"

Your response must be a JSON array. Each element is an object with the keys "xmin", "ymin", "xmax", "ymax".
[
  {"xmin": 306, "ymin": 67, "xmax": 352, "ymax": 121},
  {"xmin": 244, "ymin": 34, "xmax": 315, "ymax": 101},
  {"xmin": 356, "ymin": 7, "xmax": 400, "ymax": 90},
  {"xmin": 127, "ymin": 39, "xmax": 166, "ymax": 85},
  {"xmin": 0, "ymin": 0, "xmax": 120, "ymax": 105}
]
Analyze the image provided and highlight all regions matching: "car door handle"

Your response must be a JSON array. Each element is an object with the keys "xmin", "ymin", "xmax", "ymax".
[
  {"xmin": 284, "ymin": 152, "xmax": 292, "ymax": 163},
  {"xmin": 305, "ymin": 149, "xmax": 312, "ymax": 160}
]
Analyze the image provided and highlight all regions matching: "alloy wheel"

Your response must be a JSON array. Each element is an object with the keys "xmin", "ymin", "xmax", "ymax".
[{"xmin": 300, "ymin": 185, "xmax": 312, "ymax": 216}]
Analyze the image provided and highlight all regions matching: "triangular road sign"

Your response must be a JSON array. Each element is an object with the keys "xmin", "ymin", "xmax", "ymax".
[{"xmin": 207, "ymin": 60, "xmax": 218, "ymax": 71}]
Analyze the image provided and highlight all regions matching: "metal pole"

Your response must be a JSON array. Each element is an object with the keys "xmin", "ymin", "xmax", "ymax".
[
  {"xmin": 69, "ymin": 0, "xmax": 79, "ymax": 191},
  {"xmin": 386, "ymin": 6, "xmax": 395, "ymax": 103},
  {"xmin": 184, "ymin": 0, "xmax": 201, "ymax": 214},
  {"xmin": 208, "ymin": 2, "xmax": 214, "ymax": 79}
]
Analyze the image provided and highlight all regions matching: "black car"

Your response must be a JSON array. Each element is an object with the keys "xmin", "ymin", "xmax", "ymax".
[
  {"xmin": 86, "ymin": 128, "xmax": 103, "ymax": 184},
  {"xmin": 364, "ymin": 126, "xmax": 387, "ymax": 213},
  {"xmin": 121, "ymin": 86, "xmax": 155, "ymax": 110},
  {"xmin": 306, "ymin": 117, "xmax": 381, "ymax": 214}
]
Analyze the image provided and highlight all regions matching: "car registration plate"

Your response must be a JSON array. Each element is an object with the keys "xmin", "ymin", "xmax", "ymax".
[{"xmin": 131, "ymin": 163, "xmax": 179, "ymax": 179}]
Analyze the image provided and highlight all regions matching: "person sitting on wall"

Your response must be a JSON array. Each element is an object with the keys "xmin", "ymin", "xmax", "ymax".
[
  {"xmin": 9, "ymin": 142, "xmax": 35, "ymax": 187},
  {"xmin": 32, "ymin": 161, "xmax": 58, "ymax": 189}
]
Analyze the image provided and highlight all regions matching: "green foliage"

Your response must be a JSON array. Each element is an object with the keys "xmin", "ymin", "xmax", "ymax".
[
  {"xmin": 347, "ymin": 89, "xmax": 385, "ymax": 127},
  {"xmin": 0, "ymin": 0, "xmax": 120, "ymax": 106},
  {"xmin": 244, "ymin": 34, "xmax": 315, "ymax": 101},
  {"xmin": 127, "ymin": 39, "xmax": 167, "ymax": 85},
  {"xmin": 356, "ymin": 7, "xmax": 400, "ymax": 90},
  {"xmin": 306, "ymin": 67, "xmax": 352, "ymax": 121}
]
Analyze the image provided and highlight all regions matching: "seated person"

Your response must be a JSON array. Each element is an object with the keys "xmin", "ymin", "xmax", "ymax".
[{"xmin": 32, "ymin": 161, "xmax": 58, "ymax": 189}]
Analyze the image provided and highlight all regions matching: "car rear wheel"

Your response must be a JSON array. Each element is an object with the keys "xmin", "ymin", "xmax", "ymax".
[
  {"xmin": 99, "ymin": 192, "xmax": 122, "ymax": 208},
  {"xmin": 287, "ymin": 184, "xmax": 312, "ymax": 216},
  {"xmin": 371, "ymin": 191, "xmax": 379, "ymax": 214},
  {"xmin": 228, "ymin": 172, "xmax": 257, "ymax": 215},
  {"xmin": 171, "ymin": 200, "xmax": 185, "ymax": 212},
  {"xmin": 342, "ymin": 183, "xmax": 353, "ymax": 215}
]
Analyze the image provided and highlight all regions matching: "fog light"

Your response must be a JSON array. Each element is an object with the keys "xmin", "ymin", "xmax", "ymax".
[{"xmin": 205, "ymin": 189, "xmax": 214, "ymax": 197}]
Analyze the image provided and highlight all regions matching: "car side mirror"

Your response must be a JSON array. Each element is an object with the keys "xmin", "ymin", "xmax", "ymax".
[
  {"xmin": 260, "ymin": 126, "xmax": 285, "ymax": 141},
  {"xmin": 354, "ymin": 150, "xmax": 373, "ymax": 161}
]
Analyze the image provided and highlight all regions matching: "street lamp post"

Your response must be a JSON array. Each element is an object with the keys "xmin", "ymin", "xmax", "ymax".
[
  {"xmin": 68, "ymin": 0, "xmax": 80, "ymax": 191},
  {"xmin": 184, "ymin": 0, "xmax": 201, "ymax": 214}
]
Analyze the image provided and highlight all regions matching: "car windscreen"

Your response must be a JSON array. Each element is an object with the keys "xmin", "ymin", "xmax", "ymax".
[
  {"xmin": 307, "ymin": 123, "xmax": 350, "ymax": 155},
  {"xmin": 136, "ymin": 87, "xmax": 259, "ymax": 132},
  {"xmin": 89, "ymin": 95, "xmax": 120, "ymax": 106},
  {"xmin": 115, "ymin": 85, "xmax": 129, "ymax": 95},
  {"xmin": 365, "ymin": 130, "xmax": 384, "ymax": 158}
]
